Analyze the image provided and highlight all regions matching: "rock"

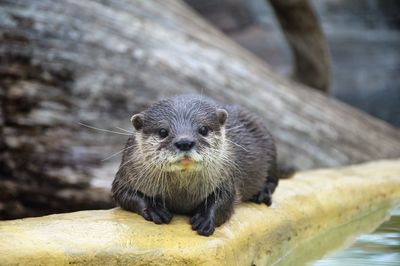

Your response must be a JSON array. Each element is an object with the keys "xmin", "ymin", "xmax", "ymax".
[{"xmin": 0, "ymin": 159, "xmax": 399, "ymax": 265}]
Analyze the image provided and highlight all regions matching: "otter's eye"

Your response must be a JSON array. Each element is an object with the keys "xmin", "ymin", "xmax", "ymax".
[
  {"xmin": 198, "ymin": 126, "xmax": 209, "ymax": 136},
  {"xmin": 158, "ymin": 128, "xmax": 169, "ymax": 138}
]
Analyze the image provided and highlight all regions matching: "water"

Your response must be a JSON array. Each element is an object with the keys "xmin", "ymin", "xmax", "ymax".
[
  {"xmin": 311, "ymin": 207, "xmax": 400, "ymax": 266},
  {"xmin": 274, "ymin": 204, "xmax": 400, "ymax": 266}
]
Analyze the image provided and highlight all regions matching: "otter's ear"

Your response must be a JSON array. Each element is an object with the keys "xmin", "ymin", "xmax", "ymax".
[
  {"xmin": 216, "ymin": 109, "xmax": 228, "ymax": 125},
  {"xmin": 130, "ymin": 114, "xmax": 144, "ymax": 130}
]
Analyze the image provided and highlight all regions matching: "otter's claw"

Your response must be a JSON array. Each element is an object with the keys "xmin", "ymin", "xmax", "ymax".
[
  {"xmin": 190, "ymin": 212, "xmax": 215, "ymax": 236},
  {"xmin": 141, "ymin": 203, "xmax": 173, "ymax": 224},
  {"xmin": 250, "ymin": 190, "xmax": 272, "ymax": 206}
]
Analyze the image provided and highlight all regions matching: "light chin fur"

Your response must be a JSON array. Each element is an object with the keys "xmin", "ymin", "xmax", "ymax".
[
  {"xmin": 168, "ymin": 165, "xmax": 200, "ymax": 172},
  {"xmin": 129, "ymin": 129, "xmax": 234, "ymax": 199},
  {"xmin": 164, "ymin": 151, "xmax": 203, "ymax": 171}
]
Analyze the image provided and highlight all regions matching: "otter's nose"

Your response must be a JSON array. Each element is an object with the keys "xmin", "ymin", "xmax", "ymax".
[{"xmin": 174, "ymin": 139, "xmax": 195, "ymax": 151}]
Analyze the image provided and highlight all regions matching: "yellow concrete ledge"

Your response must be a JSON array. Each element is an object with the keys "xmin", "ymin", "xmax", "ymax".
[{"xmin": 1, "ymin": 160, "xmax": 400, "ymax": 266}]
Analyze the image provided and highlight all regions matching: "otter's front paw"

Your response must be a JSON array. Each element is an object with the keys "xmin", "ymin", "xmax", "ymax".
[
  {"xmin": 250, "ymin": 190, "xmax": 272, "ymax": 206},
  {"xmin": 190, "ymin": 211, "xmax": 215, "ymax": 236},
  {"xmin": 140, "ymin": 201, "xmax": 173, "ymax": 224}
]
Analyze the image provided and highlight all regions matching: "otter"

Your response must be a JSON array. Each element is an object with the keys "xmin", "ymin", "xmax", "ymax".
[{"xmin": 112, "ymin": 95, "xmax": 278, "ymax": 236}]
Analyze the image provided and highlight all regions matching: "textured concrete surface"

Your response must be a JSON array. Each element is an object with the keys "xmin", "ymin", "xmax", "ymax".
[{"xmin": 0, "ymin": 159, "xmax": 399, "ymax": 265}]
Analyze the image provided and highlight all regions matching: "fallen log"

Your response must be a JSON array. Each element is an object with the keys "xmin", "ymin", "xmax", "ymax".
[{"xmin": 0, "ymin": 0, "xmax": 399, "ymax": 219}]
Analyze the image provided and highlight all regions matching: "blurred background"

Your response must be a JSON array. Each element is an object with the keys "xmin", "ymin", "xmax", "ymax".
[{"xmin": 185, "ymin": 0, "xmax": 400, "ymax": 126}]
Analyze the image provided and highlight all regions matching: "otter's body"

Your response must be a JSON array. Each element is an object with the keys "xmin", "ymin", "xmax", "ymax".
[{"xmin": 112, "ymin": 95, "xmax": 278, "ymax": 236}]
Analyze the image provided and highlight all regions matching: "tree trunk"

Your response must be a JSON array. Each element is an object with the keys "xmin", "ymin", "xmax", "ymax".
[
  {"xmin": 1, "ymin": 0, "xmax": 399, "ymax": 219},
  {"xmin": 269, "ymin": 0, "xmax": 331, "ymax": 92}
]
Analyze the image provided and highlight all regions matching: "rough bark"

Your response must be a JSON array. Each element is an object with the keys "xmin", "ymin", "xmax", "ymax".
[
  {"xmin": 269, "ymin": 0, "xmax": 331, "ymax": 92},
  {"xmin": 0, "ymin": 0, "xmax": 399, "ymax": 219}
]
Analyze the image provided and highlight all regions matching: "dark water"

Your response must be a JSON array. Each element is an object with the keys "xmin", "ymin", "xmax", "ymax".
[{"xmin": 311, "ymin": 207, "xmax": 400, "ymax": 266}]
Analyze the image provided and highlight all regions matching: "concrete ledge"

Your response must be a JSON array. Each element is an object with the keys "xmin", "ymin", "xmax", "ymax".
[{"xmin": 1, "ymin": 159, "xmax": 400, "ymax": 265}]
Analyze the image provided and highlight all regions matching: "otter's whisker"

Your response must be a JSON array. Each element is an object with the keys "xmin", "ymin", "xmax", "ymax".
[
  {"xmin": 101, "ymin": 144, "xmax": 135, "ymax": 161},
  {"xmin": 115, "ymin": 126, "xmax": 134, "ymax": 134},
  {"xmin": 197, "ymin": 87, "xmax": 205, "ymax": 114},
  {"xmin": 225, "ymin": 125, "xmax": 244, "ymax": 132},
  {"xmin": 225, "ymin": 139, "xmax": 249, "ymax": 152},
  {"xmin": 78, "ymin": 122, "xmax": 132, "ymax": 136},
  {"xmin": 118, "ymin": 154, "xmax": 138, "ymax": 169}
]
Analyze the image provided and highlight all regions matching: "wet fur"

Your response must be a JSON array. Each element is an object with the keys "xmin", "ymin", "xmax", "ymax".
[{"xmin": 112, "ymin": 95, "xmax": 278, "ymax": 236}]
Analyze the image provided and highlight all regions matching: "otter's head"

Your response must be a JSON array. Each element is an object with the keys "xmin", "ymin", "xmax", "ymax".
[{"xmin": 130, "ymin": 96, "xmax": 228, "ymax": 173}]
